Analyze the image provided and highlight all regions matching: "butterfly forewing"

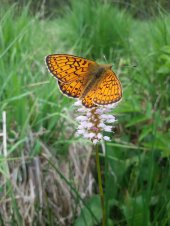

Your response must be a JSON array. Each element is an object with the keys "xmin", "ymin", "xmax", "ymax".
[
  {"xmin": 93, "ymin": 69, "xmax": 122, "ymax": 105},
  {"xmin": 46, "ymin": 54, "xmax": 96, "ymax": 83}
]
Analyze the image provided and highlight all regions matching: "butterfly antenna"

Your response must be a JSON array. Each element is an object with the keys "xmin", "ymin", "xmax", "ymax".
[
  {"xmin": 118, "ymin": 58, "xmax": 137, "ymax": 68},
  {"xmin": 121, "ymin": 64, "xmax": 137, "ymax": 68},
  {"xmin": 102, "ymin": 55, "xmax": 107, "ymax": 63}
]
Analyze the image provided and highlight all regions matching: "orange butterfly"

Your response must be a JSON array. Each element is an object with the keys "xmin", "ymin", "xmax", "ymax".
[{"xmin": 45, "ymin": 54, "xmax": 122, "ymax": 108}]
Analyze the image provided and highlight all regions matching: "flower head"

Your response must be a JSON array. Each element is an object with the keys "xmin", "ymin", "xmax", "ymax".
[{"xmin": 75, "ymin": 101, "xmax": 119, "ymax": 144}]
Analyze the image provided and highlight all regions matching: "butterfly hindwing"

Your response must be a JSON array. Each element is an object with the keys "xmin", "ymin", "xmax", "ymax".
[
  {"xmin": 58, "ymin": 80, "xmax": 85, "ymax": 98},
  {"xmin": 82, "ymin": 89, "xmax": 96, "ymax": 108}
]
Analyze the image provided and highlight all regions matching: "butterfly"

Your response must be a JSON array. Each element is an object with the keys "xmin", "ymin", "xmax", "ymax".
[{"xmin": 45, "ymin": 54, "xmax": 122, "ymax": 108}]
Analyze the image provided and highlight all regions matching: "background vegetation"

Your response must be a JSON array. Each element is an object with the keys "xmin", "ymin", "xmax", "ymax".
[{"xmin": 0, "ymin": 0, "xmax": 170, "ymax": 225}]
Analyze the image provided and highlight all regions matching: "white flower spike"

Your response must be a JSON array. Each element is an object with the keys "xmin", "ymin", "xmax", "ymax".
[{"xmin": 74, "ymin": 101, "xmax": 120, "ymax": 144}]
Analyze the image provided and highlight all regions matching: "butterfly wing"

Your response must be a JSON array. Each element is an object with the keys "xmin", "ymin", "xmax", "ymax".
[
  {"xmin": 82, "ymin": 89, "xmax": 97, "ymax": 108},
  {"xmin": 93, "ymin": 69, "xmax": 122, "ymax": 105},
  {"xmin": 46, "ymin": 54, "xmax": 96, "ymax": 83},
  {"xmin": 46, "ymin": 54, "xmax": 122, "ymax": 107},
  {"xmin": 58, "ymin": 80, "xmax": 97, "ymax": 107},
  {"xmin": 58, "ymin": 80, "xmax": 84, "ymax": 98}
]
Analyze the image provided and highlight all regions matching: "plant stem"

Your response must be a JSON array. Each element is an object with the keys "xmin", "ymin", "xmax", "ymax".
[{"xmin": 95, "ymin": 144, "xmax": 106, "ymax": 226}]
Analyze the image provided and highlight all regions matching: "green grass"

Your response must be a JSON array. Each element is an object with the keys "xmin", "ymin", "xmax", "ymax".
[
  {"xmin": 0, "ymin": 1, "xmax": 170, "ymax": 226},
  {"xmin": 58, "ymin": 0, "xmax": 133, "ymax": 59}
]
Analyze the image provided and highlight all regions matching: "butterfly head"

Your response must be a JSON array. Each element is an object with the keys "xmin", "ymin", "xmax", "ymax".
[
  {"xmin": 100, "ymin": 64, "xmax": 112, "ymax": 70},
  {"xmin": 107, "ymin": 64, "xmax": 113, "ymax": 69}
]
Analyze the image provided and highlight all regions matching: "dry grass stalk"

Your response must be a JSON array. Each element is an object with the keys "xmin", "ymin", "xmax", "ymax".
[{"xmin": 0, "ymin": 121, "xmax": 95, "ymax": 225}]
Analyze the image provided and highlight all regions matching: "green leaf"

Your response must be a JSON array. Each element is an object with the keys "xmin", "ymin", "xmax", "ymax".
[
  {"xmin": 139, "ymin": 126, "xmax": 152, "ymax": 141},
  {"xmin": 126, "ymin": 115, "xmax": 150, "ymax": 127},
  {"xmin": 122, "ymin": 195, "xmax": 151, "ymax": 226},
  {"xmin": 74, "ymin": 195, "xmax": 102, "ymax": 226}
]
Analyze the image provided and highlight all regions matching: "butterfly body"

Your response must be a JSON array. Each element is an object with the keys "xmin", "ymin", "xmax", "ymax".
[
  {"xmin": 46, "ymin": 54, "xmax": 122, "ymax": 108},
  {"xmin": 80, "ymin": 64, "xmax": 112, "ymax": 99}
]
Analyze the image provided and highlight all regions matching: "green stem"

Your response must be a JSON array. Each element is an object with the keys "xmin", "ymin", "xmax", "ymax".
[{"xmin": 95, "ymin": 144, "xmax": 106, "ymax": 226}]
